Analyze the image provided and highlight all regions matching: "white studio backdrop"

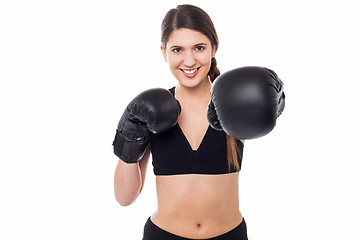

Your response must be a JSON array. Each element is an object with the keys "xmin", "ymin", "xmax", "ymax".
[{"xmin": 0, "ymin": 0, "xmax": 359, "ymax": 239}]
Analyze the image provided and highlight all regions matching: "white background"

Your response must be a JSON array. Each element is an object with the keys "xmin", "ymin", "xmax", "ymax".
[{"xmin": 1, "ymin": 0, "xmax": 359, "ymax": 239}]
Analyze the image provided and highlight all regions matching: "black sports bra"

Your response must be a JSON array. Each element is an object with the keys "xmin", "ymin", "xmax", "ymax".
[{"xmin": 150, "ymin": 87, "xmax": 244, "ymax": 176}]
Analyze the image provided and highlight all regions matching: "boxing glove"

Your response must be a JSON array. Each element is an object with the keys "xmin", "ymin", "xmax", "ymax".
[
  {"xmin": 113, "ymin": 88, "xmax": 181, "ymax": 163},
  {"xmin": 207, "ymin": 66, "xmax": 285, "ymax": 139}
]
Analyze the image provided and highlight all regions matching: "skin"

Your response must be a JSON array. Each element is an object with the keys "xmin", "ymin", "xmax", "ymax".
[{"xmin": 114, "ymin": 28, "xmax": 243, "ymax": 239}]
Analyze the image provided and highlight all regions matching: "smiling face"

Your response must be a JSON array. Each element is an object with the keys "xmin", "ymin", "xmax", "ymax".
[{"xmin": 161, "ymin": 28, "xmax": 216, "ymax": 88}]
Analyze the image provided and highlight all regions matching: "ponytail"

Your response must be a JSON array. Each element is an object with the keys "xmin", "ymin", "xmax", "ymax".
[
  {"xmin": 226, "ymin": 135, "xmax": 241, "ymax": 171},
  {"xmin": 208, "ymin": 57, "xmax": 220, "ymax": 83}
]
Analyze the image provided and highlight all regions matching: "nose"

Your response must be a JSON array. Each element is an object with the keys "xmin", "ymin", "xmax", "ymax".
[{"xmin": 182, "ymin": 51, "xmax": 196, "ymax": 68}]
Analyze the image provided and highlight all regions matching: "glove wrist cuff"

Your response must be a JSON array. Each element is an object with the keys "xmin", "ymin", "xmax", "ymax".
[{"xmin": 113, "ymin": 130, "xmax": 150, "ymax": 163}]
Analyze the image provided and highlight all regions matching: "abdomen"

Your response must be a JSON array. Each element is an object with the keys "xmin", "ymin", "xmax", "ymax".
[{"xmin": 151, "ymin": 172, "xmax": 243, "ymax": 239}]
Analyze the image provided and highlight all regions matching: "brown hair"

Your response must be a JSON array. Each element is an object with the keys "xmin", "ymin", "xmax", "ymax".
[{"xmin": 161, "ymin": 4, "xmax": 240, "ymax": 171}]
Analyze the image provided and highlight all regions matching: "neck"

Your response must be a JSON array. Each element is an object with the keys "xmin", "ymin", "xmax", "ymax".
[{"xmin": 175, "ymin": 79, "xmax": 212, "ymax": 103}]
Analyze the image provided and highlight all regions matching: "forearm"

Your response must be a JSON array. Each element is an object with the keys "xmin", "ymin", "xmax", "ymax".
[{"xmin": 114, "ymin": 160, "xmax": 142, "ymax": 206}]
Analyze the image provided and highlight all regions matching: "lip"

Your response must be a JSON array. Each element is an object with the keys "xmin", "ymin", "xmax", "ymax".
[{"xmin": 180, "ymin": 67, "xmax": 201, "ymax": 78}]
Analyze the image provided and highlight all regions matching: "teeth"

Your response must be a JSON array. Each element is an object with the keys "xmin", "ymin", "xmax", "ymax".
[{"xmin": 183, "ymin": 69, "xmax": 197, "ymax": 74}]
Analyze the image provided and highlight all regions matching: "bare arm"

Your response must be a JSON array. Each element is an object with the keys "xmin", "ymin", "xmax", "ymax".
[{"xmin": 114, "ymin": 144, "xmax": 151, "ymax": 206}]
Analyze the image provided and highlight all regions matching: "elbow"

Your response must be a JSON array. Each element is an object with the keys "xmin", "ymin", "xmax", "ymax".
[
  {"xmin": 117, "ymin": 199, "xmax": 134, "ymax": 207},
  {"xmin": 114, "ymin": 189, "xmax": 140, "ymax": 207},
  {"xmin": 115, "ymin": 194, "xmax": 138, "ymax": 207}
]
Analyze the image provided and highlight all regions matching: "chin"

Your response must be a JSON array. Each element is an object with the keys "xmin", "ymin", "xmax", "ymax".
[
  {"xmin": 178, "ymin": 78, "xmax": 202, "ymax": 89},
  {"xmin": 176, "ymin": 74, "xmax": 209, "ymax": 89}
]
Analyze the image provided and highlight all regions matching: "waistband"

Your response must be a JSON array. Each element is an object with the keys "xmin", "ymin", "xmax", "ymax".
[{"xmin": 143, "ymin": 217, "xmax": 248, "ymax": 240}]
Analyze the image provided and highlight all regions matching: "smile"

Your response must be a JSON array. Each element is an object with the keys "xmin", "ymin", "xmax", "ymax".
[{"xmin": 180, "ymin": 67, "xmax": 201, "ymax": 78}]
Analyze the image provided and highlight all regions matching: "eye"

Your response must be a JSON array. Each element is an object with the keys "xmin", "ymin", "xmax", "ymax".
[
  {"xmin": 172, "ymin": 47, "xmax": 182, "ymax": 53},
  {"xmin": 195, "ymin": 45, "xmax": 205, "ymax": 51}
]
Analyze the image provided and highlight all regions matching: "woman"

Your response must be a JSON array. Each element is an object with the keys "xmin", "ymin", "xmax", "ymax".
[
  {"xmin": 146, "ymin": 4, "xmax": 247, "ymax": 239},
  {"xmin": 113, "ymin": 4, "xmax": 284, "ymax": 240}
]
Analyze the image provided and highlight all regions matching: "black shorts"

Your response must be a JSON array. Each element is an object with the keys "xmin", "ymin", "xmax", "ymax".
[{"xmin": 142, "ymin": 217, "xmax": 248, "ymax": 240}]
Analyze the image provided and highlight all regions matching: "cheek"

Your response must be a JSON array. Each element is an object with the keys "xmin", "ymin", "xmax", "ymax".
[
  {"xmin": 197, "ymin": 54, "xmax": 212, "ymax": 67},
  {"xmin": 167, "ymin": 55, "xmax": 182, "ymax": 69}
]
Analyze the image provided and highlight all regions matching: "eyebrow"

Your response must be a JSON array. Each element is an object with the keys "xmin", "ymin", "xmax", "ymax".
[{"xmin": 170, "ymin": 43, "xmax": 208, "ymax": 49}]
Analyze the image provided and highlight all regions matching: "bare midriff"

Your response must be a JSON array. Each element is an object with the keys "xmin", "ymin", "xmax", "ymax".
[{"xmin": 151, "ymin": 172, "xmax": 243, "ymax": 239}]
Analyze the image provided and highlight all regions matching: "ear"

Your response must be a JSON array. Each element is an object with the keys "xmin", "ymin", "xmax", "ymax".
[
  {"xmin": 211, "ymin": 48, "xmax": 216, "ymax": 58},
  {"xmin": 160, "ymin": 45, "xmax": 168, "ymax": 63}
]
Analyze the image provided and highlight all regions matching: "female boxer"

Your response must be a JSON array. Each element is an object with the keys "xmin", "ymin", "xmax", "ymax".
[{"xmin": 113, "ymin": 4, "xmax": 284, "ymax": 240}]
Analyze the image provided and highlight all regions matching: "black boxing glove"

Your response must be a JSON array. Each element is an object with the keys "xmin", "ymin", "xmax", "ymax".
[
  {"xmin": 207, "ymin": 66, "xmax": 285, "ymax": 139},
  {"xmin": 113, "ymin": 88, "xmax": 181, "ymax": 163}
]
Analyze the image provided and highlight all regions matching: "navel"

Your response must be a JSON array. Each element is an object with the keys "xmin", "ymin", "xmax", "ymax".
[{"xmin": 196, "ymin": 223, "xmax": 201, "ymax": 228}]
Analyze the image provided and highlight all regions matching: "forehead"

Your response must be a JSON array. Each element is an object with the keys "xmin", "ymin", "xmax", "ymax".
[{"xmin": 167, "ymin": 28, "xmax": 211, "ymax": 47}]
